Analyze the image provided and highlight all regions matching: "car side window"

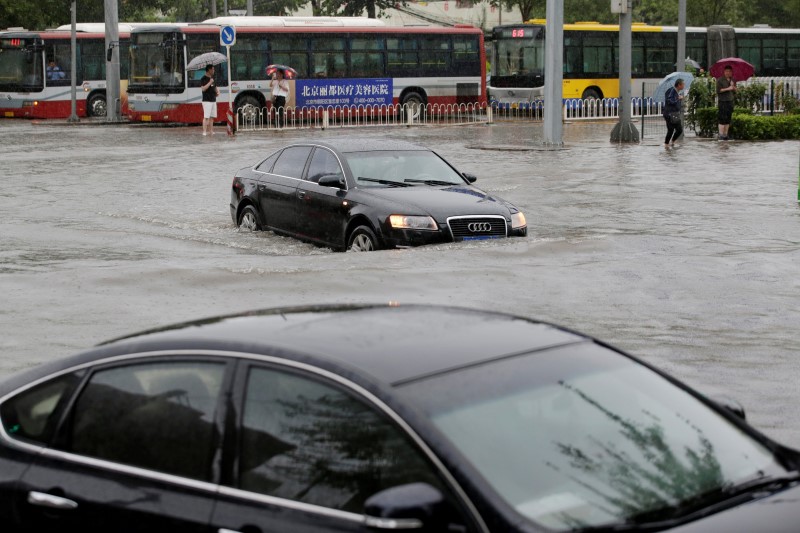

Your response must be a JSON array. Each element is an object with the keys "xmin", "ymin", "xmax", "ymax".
[
  {"xmin": 305, "ymin": 148, "xmax": 344, "ymax": 183},
  {"xmin": 237, "ymin": 366, "xmax": 447, "ymax": 513},
  {"xmin": 271, "ymin": 146, "xmax": 313, "ymax": 179},
  {"xmin": 256, "ymin": 152, "xmax": 280, "ymax": 173},
  {"xmin": 59, "ymin": 361, "xmax": 226, "ymax": 481},
  {"xmin": 0, "ymin": 371, "xmax": 83, "ymax": 446}
]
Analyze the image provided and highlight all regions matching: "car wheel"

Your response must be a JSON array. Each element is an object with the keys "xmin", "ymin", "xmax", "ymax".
[
  {"xmin": 88, "ymin": 93, "xmax": 107, "ymax": 117},
  {"xmin": 238, "ymin": 206, "xmax": 261, "ymax": 231},
  {"xmin": 347, "ymin": 225, "xmax": 378, "ymax": 252}
]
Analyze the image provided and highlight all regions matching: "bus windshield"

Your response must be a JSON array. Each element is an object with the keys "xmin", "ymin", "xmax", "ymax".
[
  {"xmin": 495, "ymin": 27, "xmax": 544, "ymax": 78},
  {"xmin": 0, "ymin": 40, "xmax": 44, "ymax": 91},
  {"xmin": 128, "ymin": 31, "xmax": 184, "ymax": 93}
]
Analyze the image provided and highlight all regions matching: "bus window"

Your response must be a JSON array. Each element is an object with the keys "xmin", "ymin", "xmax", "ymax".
[
  {"xmin": 687, "ymin": 33, "xmax": 706, "ymax": 68},
  {"xmin": 643, "ymin": 33, "xmax": 674, "ymax": 76},
  {"xmin": 582, "ymin": 32, "xmax": 614, "ymax": 77},
  {"xmin": 387, "ymin": 35, "xmax": 418, "ymax": 77},
  {"xmin": 270, "ymin": 35, "xmax": 308, "ymax": 78},
  {"xmin": 789, "ymin": 36, "xmax": 800, "ymax": 71},
  {"xmin": 350, "ymin": 36, "xmax": 384, "ymax": 78},
  {"xmin": 80, "ymin": 40, "xmax": 105, "ymax": 82},
  {"xmin": 233, "ymin": 34, "xmax": 268, "ymax": 81},
  {"xmin": 119, "ymin": 41, "xmax": 130, "ymax": 80},
  {"xmin": 564, "ymin": 35, "xmax": 581, "ymax": 76},
  {"xmin": 311, "ymin": 35, "xmax": 346, "ymax": 78},
  {"xmin": 631, "ymin": 34, "xmax": 645, "ymax": 77},
  {"xmin": 737, "ymin": 37, "xmax": 761, "ymax": 72},
  {"xmin": 187, "ymin": 34, "xmax": 222, "ymax": 87},
  {"xmin": 46, "ymin": 43, "xmax": 72, "ymax": 86},
  {"xmin": 453, "ymin": 35, "xmax": 481, "ymax": 76},
  {"xmin": 420, "ymin": 35, "xmax": 450, "ymax": 73},
  {"xmin": 763, "ymin": 37, "xmax": 786, "ymax": 73}
]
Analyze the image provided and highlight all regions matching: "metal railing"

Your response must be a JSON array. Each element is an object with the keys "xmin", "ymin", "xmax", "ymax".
[{"xmin": 236, "ymin": 102, "xmax": 490, "ymax": 131}]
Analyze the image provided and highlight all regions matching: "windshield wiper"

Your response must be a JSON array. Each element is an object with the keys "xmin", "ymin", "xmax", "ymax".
[
  {"xmin": 404, "ymin": 178, "xmax": 458, "ymax": 186},
  {"xmin": 358, "ymin": 177, "xmax": 413, "ymax": 188},
  {"xmin": 581, "ymin": 472, "xmax": 800, "ymax": 532}
]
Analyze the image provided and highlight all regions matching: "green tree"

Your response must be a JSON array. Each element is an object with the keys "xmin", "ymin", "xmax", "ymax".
[{"xmin": 318, "ymin": 0, "xmax": 407, "ymax": 19}]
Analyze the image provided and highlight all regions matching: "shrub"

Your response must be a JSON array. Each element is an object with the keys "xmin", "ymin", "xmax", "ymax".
[{"xmin": 692, "ymin": 107, "xmax": 800, "ymax": 139}]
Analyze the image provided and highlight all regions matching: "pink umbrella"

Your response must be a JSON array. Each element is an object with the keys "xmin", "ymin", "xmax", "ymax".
[{"xmin": 710, "ymin": 57, "xmax": 755, "ymax": 81}]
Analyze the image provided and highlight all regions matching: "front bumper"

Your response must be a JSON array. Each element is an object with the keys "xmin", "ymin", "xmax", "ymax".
[{"xmin": 381, "ymin": 224, "xmax": 527, "ymax": 248}]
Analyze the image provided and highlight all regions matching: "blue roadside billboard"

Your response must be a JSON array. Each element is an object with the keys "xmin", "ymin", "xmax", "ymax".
[{"xmin": 295, "ymin": 78, "xmax": 393, "ymax": 107}]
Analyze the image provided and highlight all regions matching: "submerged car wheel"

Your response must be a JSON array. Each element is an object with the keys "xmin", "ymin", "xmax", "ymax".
[
  {"xmin": 238, "ymin": 206, "xmax": 261, "ymax": 231},
  {"xmin": 347, "ymin": 225, "xmax": 378, "ymax": 252}
]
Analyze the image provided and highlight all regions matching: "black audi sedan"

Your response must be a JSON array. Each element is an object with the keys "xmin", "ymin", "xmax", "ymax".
[
  {"xmin": 229, "ymin": 139, "xmax": 527, "ymax": 251},
  {"xmin": 2, "ymin": 304, "xmax": 800, "ymax": 533}
]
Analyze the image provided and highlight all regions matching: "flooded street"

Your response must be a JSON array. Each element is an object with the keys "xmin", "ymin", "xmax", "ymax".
[{"xmin": 1, "ymin": 118, "xmax": 799, "ymax": 445}]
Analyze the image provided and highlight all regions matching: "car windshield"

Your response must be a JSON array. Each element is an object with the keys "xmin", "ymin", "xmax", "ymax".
[
  {"xmin": 400, "ymin": 342, "xmax": 788, "ymax": 531},
  {"xmin": 344, "ymin": 150, "xmax": 466, "ymax": 188}
]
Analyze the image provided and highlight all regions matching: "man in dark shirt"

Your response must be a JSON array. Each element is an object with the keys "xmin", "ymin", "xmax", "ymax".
[
  {"xmin": 200, "ymin": 65, "xmax": 219, "ymax": 136},
  {"xmin": 716, "ymin": 65, "xmax": 736, "ymax": 140}
]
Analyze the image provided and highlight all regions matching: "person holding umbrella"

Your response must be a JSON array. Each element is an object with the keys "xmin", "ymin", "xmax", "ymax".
[
  {"xmin": 200, "ymin": 64, "xmax": 220, "ymax": 136},
  {"xmin": 716, "ymin": 65, "xmax": 736, "ymax": 140},
  {"xmin": 270, "ymin": 69, "xmax": 290, "ymax": 127},
  {"xmin": 663, "ymin": 78, "xmax": 685, "ymax": 147}
]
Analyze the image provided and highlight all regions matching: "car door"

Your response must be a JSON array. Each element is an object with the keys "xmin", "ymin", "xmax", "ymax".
[
  {"xmin": 210, "ymin": 362, "xmax": 479, "ymax": 533},
  {"xmin": 295, "ymin": 147, "xmax": 350, "ymax": 247},
  {"xmin": 15, "ymin": 357, "xmax": 233, "ymax": 533},
  {"xmin": 258, "ymin": 146, "xmax": 312, "ymax": 233}
]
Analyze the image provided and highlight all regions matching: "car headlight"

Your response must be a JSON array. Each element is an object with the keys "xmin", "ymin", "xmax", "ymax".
[
  {"xmin": 511, "ymin": 211, "xmax": 526, "ymax": 229},
  {"xmin": 389, "ymin": 215, "xmax": 438, "ymax": 231}
]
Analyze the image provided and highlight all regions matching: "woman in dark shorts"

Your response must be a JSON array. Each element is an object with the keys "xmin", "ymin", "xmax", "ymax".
[{"xmin": 716, "ymin": 65, "xmax": 736, "ymax": 140}]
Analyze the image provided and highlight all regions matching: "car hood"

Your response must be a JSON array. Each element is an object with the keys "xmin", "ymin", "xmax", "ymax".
[
  {"xmin": 666, "ymin": 482, "xmax": 800, "ymax": 532},
  {"xmin": 358, "ymin": 185, "xmax": 514, "ymax": 219}
]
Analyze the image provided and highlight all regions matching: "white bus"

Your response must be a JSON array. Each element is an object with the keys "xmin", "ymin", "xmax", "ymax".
[{"xmin": 126, "ymin": 16, "xmax": 486, "ymax": 123}]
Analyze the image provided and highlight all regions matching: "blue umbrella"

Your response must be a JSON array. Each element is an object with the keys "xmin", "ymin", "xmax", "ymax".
[{"xmin": 653, "ymin": 72, "xmax": 694, "ymax": 103}]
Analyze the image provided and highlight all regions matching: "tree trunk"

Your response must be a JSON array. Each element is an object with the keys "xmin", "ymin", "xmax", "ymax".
[{"xmin": 367, "ymin": 0, "xmax": 377, "ymax": 18}]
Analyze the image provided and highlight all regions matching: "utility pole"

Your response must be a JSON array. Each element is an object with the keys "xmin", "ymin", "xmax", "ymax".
[
  {"xmin": 210, "ymin": 0, "xmax": 217, "ymax": 18},
  {"xmin": 68, "ymin": 1, "xmax": 79, "ymax": 122},
  {"xmin": 677, "ymin": 0, "xmax": 686, "ymax": 71},
  {"xmin": 104, "ymin": 0, "xmax": 121, "ymax": 122},
  {"xmin": 610, "ymin": 0, "xmax": 639, "ymax": 142},
  {"xmin": 543, "ymin": 0, "xmax": 563, "ymax": 146},
  {"xmin": 247, "ymin": 0, "xmax": 253, "ymax": 16}
]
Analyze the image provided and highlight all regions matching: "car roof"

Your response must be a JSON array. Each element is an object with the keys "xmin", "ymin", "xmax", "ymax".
[
  {"xmin": 102, "ymin": 304, "xmax": 586, "ymax": 385},
  {"xmin": 300, "ymin": 138, "xmax": 431, "ymax": 153}
]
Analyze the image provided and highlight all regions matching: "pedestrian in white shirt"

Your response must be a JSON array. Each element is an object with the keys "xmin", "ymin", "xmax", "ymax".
[{"xmin": 270, "ymin": 70, "xmax": 290, "ymax": 126}]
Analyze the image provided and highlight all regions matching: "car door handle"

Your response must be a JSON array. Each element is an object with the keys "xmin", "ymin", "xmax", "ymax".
[
  {"xmin": 297, "ymin": 190, "xmax": 306, "ymax": 199},
  {"xmin": 27, "ymin": 491, "xmax": 78, "ymax": 510}
]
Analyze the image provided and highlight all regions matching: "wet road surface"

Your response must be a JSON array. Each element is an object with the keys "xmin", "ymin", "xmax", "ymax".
[{"xmin": 1, "ymin": 118, "xmax": 799, "ymax": 445}]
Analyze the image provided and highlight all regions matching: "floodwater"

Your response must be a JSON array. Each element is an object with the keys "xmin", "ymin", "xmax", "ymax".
[{"xmin": 1, "ymin": 118, "xmax": 799, "ymax": 445}]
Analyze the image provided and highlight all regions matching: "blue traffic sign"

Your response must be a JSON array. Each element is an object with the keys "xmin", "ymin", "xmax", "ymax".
[{"xmin": 220, "ymin": 25, "xmax": 236, "ymax": 46}]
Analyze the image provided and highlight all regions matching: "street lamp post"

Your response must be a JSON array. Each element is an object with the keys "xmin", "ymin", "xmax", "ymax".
[
  {"xmin": 67, "ymin": 1, "xmax": 79, "ymax": 122},
  {"xmin": 610, "ymin": 0, "xmax": 639, "ymax": 143}
]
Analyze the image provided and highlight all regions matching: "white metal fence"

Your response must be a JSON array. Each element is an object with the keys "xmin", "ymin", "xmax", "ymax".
[{"xmin": 236, "ymin": 102, "xmax": 490, "ymax": 131}]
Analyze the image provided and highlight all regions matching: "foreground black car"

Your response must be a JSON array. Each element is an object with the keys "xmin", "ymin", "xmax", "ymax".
[
  {"xmin": 229, "ymin": 139, "xmax": 527, "ymax": 251},
  {"xmin": 2, "ymin": 305, "xmax": 800, "ymax": 533}
]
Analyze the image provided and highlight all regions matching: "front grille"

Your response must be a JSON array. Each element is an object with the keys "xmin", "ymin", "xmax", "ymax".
[{"xmin": 447, "ymin": 216, "xmax": 507, "ymax": 240}]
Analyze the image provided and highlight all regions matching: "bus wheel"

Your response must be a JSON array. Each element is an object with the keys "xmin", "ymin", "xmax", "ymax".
[
  {"xmin": 236, "ymin": 96, "xmax": 261, "ymax": 122},
  {"xmin": 88, "ymin": 93, "xmax": 107, "ymax": 117},
  {"xmin": 581, "ymin": 88, "xmax": 602, "ymax": 100},
  {"xmin": 401, "ymin": 91, "xmax": 425, "ymax": 119}
]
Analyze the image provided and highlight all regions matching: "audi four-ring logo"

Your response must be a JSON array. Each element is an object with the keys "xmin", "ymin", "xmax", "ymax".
[{"xmin": 468, "ymin": 222, "xmax": 492, "ymax": 232}]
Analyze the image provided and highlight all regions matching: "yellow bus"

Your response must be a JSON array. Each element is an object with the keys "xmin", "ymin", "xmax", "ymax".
[{"xmin": 488, "ymin": 20, "xmax": 800, "ymax": 104}]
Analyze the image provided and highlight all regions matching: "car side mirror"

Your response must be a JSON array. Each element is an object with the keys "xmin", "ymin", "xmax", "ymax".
[
  {"xmin": 363, "ymin": 483, "xmax": 446, "ymax": 530},
  {"xmin": 462, "ymin": 173, "xmax": 477, "ymax": 183},
  {"xmin": 713, "ymin": 395, "xmax": 746, "ymax": 420},
  {"xmin": 318, "ymin": 174, "xmax": 345, "ymax": 188}
]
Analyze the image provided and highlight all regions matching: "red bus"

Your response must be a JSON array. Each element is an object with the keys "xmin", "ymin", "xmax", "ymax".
[
  {"xmin": 0, "ymin": 23, "xmax": 137, "ymax": 119},
  {"xmin": 126, "ymin": 16, "xmax": 486, "ymax": 123}
]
